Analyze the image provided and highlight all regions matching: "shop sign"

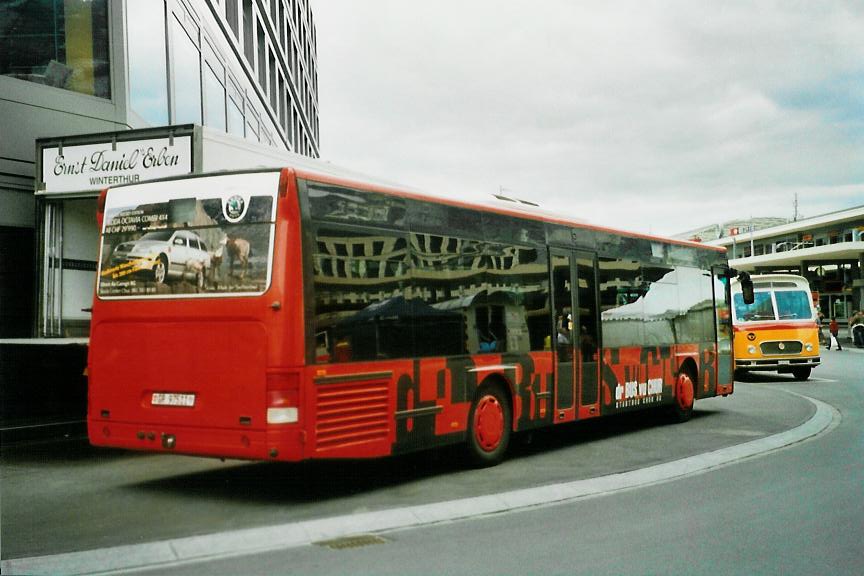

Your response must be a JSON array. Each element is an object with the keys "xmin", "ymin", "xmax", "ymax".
[{"xmin": 41, "ymin": 136, "xmax": 193, "ymax": 193}]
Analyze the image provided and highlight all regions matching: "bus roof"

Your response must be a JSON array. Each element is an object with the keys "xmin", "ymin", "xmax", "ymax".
[
  {"xmin": 731, "ymin": 273, "xmax": 811, "ymax": 291},
  {"xmin": 288, "ymin": 161, "xmax": 723, "ymax": 254},
  {"xmin": 106, "ymin": 155, "xmax": 725, "ymax": 254}
]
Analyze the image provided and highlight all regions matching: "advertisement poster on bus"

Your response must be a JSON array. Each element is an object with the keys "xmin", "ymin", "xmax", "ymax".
[{"xmin": 96, "ymin": 172, "xmax": 279, "ymax": 298}]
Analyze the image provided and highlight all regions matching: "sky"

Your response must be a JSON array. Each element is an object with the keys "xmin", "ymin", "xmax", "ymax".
[{"xmin": 311, "ymin": 1, "xmax": 864, "ymax": 237}]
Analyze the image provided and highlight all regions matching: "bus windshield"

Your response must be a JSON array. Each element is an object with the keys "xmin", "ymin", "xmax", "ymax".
[
  {"xmin": 97, "ymin": 171, "xmax": 279, "ymax": 299},
  {"xmin": 775, "ymin": 291, "xmax": 813, "ymax": 320},
  {"xmin": 733, "ymin": 290, "xmax": 813, "ymax": 322}
]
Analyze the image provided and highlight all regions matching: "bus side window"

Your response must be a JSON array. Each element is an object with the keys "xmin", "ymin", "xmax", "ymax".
[{"xmin": 312, "ymin": 227, "xmax": 411, "ymax": 362}]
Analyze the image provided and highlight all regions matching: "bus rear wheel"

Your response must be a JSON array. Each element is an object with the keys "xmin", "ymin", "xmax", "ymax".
[
  {"xmin": 671, "ymin": 369, "xmax": 695, "ymax": 423},
  {"xmin": 466, "ymin": 385, "xmax": 511, "ymax": 467},
  {"xmin": 791, "ymin": 367, "xmax": 811, "ymax": 381}
]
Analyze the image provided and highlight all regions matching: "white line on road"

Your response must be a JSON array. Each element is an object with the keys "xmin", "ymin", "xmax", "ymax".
[{"xmin": 1, "ymin": 391, "xmax": 840, "ymax": 576}]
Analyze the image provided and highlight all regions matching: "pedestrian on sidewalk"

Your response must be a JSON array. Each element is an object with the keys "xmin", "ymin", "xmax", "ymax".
[
  {"xmin": 850, "ymin": 310, "xmax": 864, "ymax": 348},
  {"xmin": 828, "ymin": 317, "xmax": 843, "ymax": 351}
]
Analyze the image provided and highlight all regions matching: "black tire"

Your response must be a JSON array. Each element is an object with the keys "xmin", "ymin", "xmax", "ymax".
[
  {"xmin": 153, "ymin": 255, "xmax": 168, "ymax": 284},
  {"xmin": 670, "ymin": 368, "xmax": 695, "ymax": 423},
  {"xmin": 465, "ymin": 384, "xmax": 511, "ymax": 467},
  {"xmin": 791, "ymin": 367, "xmax": 811, "ymax": 381}
]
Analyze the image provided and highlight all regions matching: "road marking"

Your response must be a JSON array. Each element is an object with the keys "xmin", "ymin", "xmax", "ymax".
[{"xmin": 1, "ymin": 391, "xmax": 840, "ymax": 576}]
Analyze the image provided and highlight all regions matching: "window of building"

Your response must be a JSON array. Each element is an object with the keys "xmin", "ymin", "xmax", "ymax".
[
  {"xmin": 170, "ymin": 15, "xmax": 202, "ymax": 124},
  {"xmin": 278, "ymin": 73, "xmax": 287, "ymax": 129},
  {"xmin": 203, "ymin": 49, "xmax": 226, "ymax": 132},
  {"xmin": 288, "ymin": 105, "xmax": 296, "ymax": 147},
  {"xmin": 242, "ymin": 0, "xmax": 254, "ymax": 64},
  {"xmin": 256, "ymin": 19, "xmax": 266, "ymax": 88},
  {"xmin": 225, "ymin": 0, "xmax": 239, "ymax": 39},
  {"xmin": 268, "ymin": 0, "xmax": 280, "ymax": 37},
  {"xmin": 278, "ymin": 1, "xmax": 286, "ymax": 48},
  {"xmin": 268, "ymin": 49, "xmax": 277, "ymax": 111},
  {"xmin": 127, "ymin": 0, "xmax": 168, "ymax": 124},
  {"xmin": 1, "ymin": 0, "xmax": 111, "ymax": 99},
  {"xmin": 245, "ymin": 106, "xmax": 259, "ymax": 142},
  {"xmin": 227, "ymin": 77, "xmax": 245, "ymax": 137},
  {"xmin": 261, "ymin": 127, "xmax": 273, "ymax": 146}
]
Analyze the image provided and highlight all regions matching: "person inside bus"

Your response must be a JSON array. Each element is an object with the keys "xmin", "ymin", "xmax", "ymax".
[
  {"xmin": 479, "ymin": 329, "xmax": 499, "ymax": 353},
  {"xmin": 556, "ymin": 314, "xmax": 572, "ymax": 361}
]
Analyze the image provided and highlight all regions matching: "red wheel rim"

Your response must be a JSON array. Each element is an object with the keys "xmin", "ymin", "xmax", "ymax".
[
  {"xmin": 473, "ymin": 395, "xmax": 504, "ymax": 452},
  {"xmin": 676, "ymin": 372, "xmax": 694, "ymax": 411}
]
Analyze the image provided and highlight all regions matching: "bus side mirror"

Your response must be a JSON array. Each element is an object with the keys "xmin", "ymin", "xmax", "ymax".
[{"xmin": 739, "ymin": 272, "xmax": 754, "ymax": 304}]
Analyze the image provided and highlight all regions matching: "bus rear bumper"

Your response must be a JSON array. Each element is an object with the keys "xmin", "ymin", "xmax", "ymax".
[
  {"xmin": 88, "ymin": 419, "xmax": 307, "ymax": 461},
  {"xmin": 735, "ymin": 357, "xmax": 821, "ymax": 372}
]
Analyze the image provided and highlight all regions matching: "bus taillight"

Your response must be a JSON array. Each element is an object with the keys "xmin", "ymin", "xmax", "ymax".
[{"xmin": 267, "ymin": 373, "xmax": 299, "ymax": 424}]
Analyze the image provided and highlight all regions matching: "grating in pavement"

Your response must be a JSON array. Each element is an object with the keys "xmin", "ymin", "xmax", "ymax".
[{"xmin": 313, "ymin": 534, "xmax": 389, "ymax": 550}]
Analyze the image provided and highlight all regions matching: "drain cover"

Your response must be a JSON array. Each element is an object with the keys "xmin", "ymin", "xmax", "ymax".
[{"xmin": 314, "ymin": 534, "xmax": 389, "ymax": 550}]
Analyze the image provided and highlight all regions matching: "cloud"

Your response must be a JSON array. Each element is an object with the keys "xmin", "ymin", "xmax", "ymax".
[{"xmin": 313, "ymin": 1, "xmax": 864, "ymax": 235}]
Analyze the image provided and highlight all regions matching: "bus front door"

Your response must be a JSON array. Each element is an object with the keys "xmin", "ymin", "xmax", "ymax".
[{"xmin": 713, "ymin": 267, "xmax": 734, "ymax": 392}]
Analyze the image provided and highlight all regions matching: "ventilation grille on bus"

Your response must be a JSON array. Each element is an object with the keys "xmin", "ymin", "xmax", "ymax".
[
  {"xmin": 760, "ymin": 341, "xmax": 803, "ymax": 355},
  {"xmin": 314, "ymin": 380, "xmax": 390, "ymax": 453}
]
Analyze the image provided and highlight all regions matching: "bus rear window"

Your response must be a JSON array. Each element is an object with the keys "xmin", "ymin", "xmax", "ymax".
[{"xmin": 97, "ymin": 172, "xmax": 279, "ymax": 299}]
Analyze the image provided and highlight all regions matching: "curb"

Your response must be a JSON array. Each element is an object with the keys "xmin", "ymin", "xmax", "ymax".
[{"xmin": 2, "ymin": 391, "xmax": 840, "ymax": 576}]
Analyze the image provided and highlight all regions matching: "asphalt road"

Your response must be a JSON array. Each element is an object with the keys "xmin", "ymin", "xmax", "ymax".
[
  {"xmin": 128, "ymin": 348, "xmax": 864, "ymax": 576},
  {"xmin": 2, "ymin": 348, "xmax": 860, "ymax": 574}
]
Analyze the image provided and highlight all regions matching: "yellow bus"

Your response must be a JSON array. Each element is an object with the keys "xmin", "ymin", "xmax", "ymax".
[{"xmin": 731, "ymin": 274, "xmax": 820, "ymax": 381}]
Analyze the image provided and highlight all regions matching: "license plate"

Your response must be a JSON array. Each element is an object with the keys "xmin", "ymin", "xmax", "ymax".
[{"xmin": 152, "ymin": 393, "xmax": 196, "ymax": 407}]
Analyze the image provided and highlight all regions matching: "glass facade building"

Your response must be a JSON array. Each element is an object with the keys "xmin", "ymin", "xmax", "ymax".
[{"xmin": 0, "ymin": 0, "xmax": 320, "ymax": 337}]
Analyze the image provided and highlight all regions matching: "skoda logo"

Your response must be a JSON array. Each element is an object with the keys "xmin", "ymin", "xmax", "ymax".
[
  {"xmin": 224, "ymin": 195, "xmax": 246, "ymax": 223},
  {"xmin": 747, "ymin": 333, "xmax": 756, "ymax": 341},
  {"xmin": 778, "ymin": 342, "xmax": 786, "ymax": 350}
]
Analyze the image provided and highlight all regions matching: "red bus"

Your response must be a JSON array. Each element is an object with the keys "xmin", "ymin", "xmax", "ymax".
[{"xmin": 88, "ymin": 163, "xmax": 737, "ymax": 466}]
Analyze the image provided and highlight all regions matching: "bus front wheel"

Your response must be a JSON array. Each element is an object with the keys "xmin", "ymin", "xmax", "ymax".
[
  {"xmin": 791, "ymin": 367, "xmax": 811, "ymax": 381},
  {"xmin": 466, "ymin": 384, "xmax": 511, "ymax": 467}
]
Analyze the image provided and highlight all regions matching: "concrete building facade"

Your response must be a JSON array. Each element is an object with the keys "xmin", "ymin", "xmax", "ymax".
[{"xmin": 0, "ymin": 0, "xmax": 320, "ymax": 338}]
